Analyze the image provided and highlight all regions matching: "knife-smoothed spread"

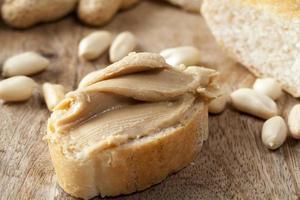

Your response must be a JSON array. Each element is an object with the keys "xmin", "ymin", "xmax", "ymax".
[{"xmin": 47, "ymin": 53, "xmax": 217, "ymax": 159}]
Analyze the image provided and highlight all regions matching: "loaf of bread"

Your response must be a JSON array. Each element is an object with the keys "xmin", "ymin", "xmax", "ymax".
[
  {"xmin": 166, "ymin": 0, "xmax": 202, "ymax": 12},
  {"xmin": 46, "ymin": 52, "xmax": 218, "ymax": 199},
  {"xmin": 202, "ymin": 0, "xmax": 300, "ymax": 97}
]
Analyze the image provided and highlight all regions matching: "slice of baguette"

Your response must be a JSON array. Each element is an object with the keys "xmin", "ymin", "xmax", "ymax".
[
  {"xmin": 202, "ymin": 0, "xmax": 300, "ymax": 97},
  {"xmin": 48, "ymin": 101, "xmax": 208, "ymax": 199},
  {"xmin": 46, "ymin": 53, "xmax": 218, "ymax": 199},
  {"xmin": 166, "ymin": 0, "xmax": 202, "ymax": 13}
]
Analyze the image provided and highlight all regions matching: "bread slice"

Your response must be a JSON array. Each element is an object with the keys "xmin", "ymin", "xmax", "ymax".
[
  {"xmin": 46, "ymin": 52, "xmax": 218, "ymax": 199},
  {"xmin": 202, "ymin": 0, "xmax": 300, "ymax": 97},
  {"xmin": 166, "ymin": 0, "xmax": 202, "ymax": 13},
  {"xmin": 48, "ymin": 101, "xmax": 207, "ymax": 199}
]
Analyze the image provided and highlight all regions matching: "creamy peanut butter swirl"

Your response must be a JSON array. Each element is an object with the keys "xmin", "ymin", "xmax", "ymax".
[{"xmin": 47, "ymin": 52, "xmax": 218, "ymax": 158}]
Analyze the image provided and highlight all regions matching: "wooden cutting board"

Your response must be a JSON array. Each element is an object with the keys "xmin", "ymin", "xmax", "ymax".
[{"xmin": 0, "ymin": 1, "xmax": 299, "ymax": 199}]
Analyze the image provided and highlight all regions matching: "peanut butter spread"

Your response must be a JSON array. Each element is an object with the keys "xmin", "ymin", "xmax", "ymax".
[{"xmin": 47, "ymin": 53, "xmax": 217, "ymax": 159}]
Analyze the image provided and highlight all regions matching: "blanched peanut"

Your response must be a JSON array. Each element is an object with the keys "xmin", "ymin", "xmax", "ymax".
[
  {"xmin": 288, "ymin": 104, "xmax": 300, "ymax": 139},
  {"xmin": 109, "ymin": 31, "xmax": 137, "ymax": 63},
  {"xmin": 230, "ymin": 88, "xmax": 278, "ymax": 120},
  {"xmin": 42, "ymin": 83, "xmax": 65, "ymax": 111},
  {"xmin": 0, "ymin": 76, "xmax": 36, "ymax": 102},
  {"xmin": 160, "ymin": 46, "xmax": 201, "ymax": 66},
  {"xmin": 2, "ymin": 52, "xmax": 49, "ymax": 77},
  {"xmin": 262, "ymin": 116, "xmax": 287, "ymax": 150},
  {"xmin": 78, "ymin": 31, "xmax": 112, "ymax": 60},
  {"xmin": 253, "ymin": 78, "xmax": 283, "ymax": 100}
]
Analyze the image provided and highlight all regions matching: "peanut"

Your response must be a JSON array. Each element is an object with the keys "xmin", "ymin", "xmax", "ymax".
[
  {"xmin": 42, "ymin": 83, "xmax": 65, "ymax": 111},
  {"xmin": 262, "ymin": 116, "xmax": 287, "ymax": 150},
  {"xmin": 0, "ymin": 76, "xmax": 36, "ymax": 102},
  {"xmin": 230, "ymin": 88, "xmax": 278, "ymax": 120},
  {"xmin": 2, "ymin": 52, "xmax": 49, "ymax": 77},
  {"xmin": 253, "ymin": 78, "xmax": 283, "ymax": 100},
  {"xmin": 109, "ymin": 31, "xmax": 137, "ymax": 63},
  {"xmin": 288, "ymin": 104, "xmax": 300, "ymax": 139},
  {"xmin": 78, "ymin": 0, "xmax": 139, "ymax": 27},
  {"xmin": 78, "ymin": 31, "xmax": 112, "ymax": 60},
  {"xmin": 2, "ymin": 0, "xmax": 77, "ymax": 28},
  {"xmin": 160, "ymin": 46, "xmax": 201, "ymax": 67}
]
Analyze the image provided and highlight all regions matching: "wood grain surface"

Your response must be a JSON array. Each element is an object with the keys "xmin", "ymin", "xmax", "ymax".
[{"xmin": 0, "ymin": 1, "xmax": 299, "ymax": 199}]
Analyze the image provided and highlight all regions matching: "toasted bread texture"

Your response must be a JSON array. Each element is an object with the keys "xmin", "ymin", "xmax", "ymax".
[{"xmin": 202, "ymin": 0, "xmax": 300, "ymax": 97}]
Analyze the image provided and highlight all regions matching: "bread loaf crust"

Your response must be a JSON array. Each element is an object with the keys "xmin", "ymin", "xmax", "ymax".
[{"xmin": 48, "ymin": 102, "xmax": 208, "ymax": 199}]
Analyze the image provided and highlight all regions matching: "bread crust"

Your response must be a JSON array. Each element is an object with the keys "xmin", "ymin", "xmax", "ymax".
[{"xmin": 48, "ymin": 102, "xmax": 208, "ymax": 199}]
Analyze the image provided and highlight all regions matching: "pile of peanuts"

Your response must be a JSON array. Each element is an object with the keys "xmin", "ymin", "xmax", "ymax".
[{"xmin": 209, "ymin": 78, "xmax": 300, "ymax": 150}]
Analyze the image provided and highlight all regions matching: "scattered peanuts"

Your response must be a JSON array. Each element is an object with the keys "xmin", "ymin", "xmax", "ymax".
[
  {"xmin": 78, "ymin": 31, "xmax": 112, "ymax": 60},
  {"xmin": 230, "ymin": 88, "xmax": 278, "ymax": 120},
  {"xmin": 0, "ymin": 76, "xmax": 36, "ymax": 102},
  {"xmin": 42, "ymin": 83, "xmax": 65, "ymax": 111},
  {"xmin": 109, "ymin": 31, "xmax": 138, "ymax": 63},
  {"xmin": 262, "ymin": 116, "xmax": 288, "ymax": 150},
  {"xmin": 208, "ymin": 92, "xmax": 228, "ymax": 114},
  {"xmin": 160, "ymin": 46, "xmax": 201, "ymax": 67},
  {"xmin": 2, "ymin": 52, "xmax": 49, "ymax": 77},
  {"xmin": 288, "ymin": 104, "xmax": 300, "ymax": 139},
  {"xmin": 253, "ymin": 78, "xmax": 283, "ymax": 100}
]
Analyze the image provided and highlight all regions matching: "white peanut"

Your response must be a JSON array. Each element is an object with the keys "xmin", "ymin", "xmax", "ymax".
[
  {"xmin": 2, "ymin": 52, "xmax": 49, "ymax": 77},
  {"xmin": 160, "ymin": 46, "xmax": 201, "ymax": 67},
  {"xmin": 0, "ymin": 76, "xmax": 36, "ymax": 102},
  {"xmin": 253, "ymin": 78, "xmax": 283, "ymax": 100},
  {"xmin": 208, "ymin": 92, "xmax": 228, "ymax": 114},
  {"xmin": 109, "ymin": 31, "xmax": 137, "ymax": 63},
  {"xmin": 288, "ymin": 104, "xmax": 300, "ymax": 139},
  {"xmin": 230, "ymin": 88, "xmax": 278, "ymax": 120},
  {"xmin": 42, "ymin": 83, "xmax": 65, "ymax": 111},
  {"xmin": 78, "ymin": 31, "xmax": 112, "ymax": 60},
  {"xmin": 262, "ymin": 116, "xmax": 287, "ymax": 150}
]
